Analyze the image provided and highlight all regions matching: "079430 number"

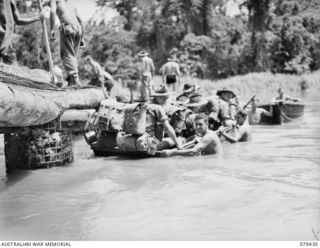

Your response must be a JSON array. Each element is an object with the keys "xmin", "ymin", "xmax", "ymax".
[{"xmin": 300, "ymin": 242, "xmax": 318, "ymax": 246}]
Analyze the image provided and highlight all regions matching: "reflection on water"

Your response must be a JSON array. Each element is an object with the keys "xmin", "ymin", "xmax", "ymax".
[{"xmin": 0, "ymin": 100, "xmax": 319, "ymax": 241}]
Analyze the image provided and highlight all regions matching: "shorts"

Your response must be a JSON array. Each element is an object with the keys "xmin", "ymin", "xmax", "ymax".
[{"xmin": 166, "ymin": 75, "xmax": 176, "ymax": 85}]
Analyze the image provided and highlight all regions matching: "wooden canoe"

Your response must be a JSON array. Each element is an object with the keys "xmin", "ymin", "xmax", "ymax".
[
  {"xmin": 259, "ymin": 101, "xmax": 305, "ymax": 125},
  {"xmin": 89, "ymin": 128, "xmax": 234, "ymax": 158},
  {"xmin": 91, "ymin": 145, "xmax": 158, "ymax": 158}
]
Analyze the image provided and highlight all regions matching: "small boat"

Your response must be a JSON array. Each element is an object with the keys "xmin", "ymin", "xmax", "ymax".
[
  {"xmin": 89, "ymin": 127, "xmax": 234, "ymax": 158},
  {"xmin": 90, "ymin": 144, "xmax": 159, "ymax": 158},
  {"xmin": 259, "ymin": 101, "xmax": 305, "ymax": 125}
]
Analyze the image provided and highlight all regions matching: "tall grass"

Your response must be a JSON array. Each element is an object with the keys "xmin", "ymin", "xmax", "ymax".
[{"xmin": 112, "ymin": 71, "xmax": 320, "ymax": 103}]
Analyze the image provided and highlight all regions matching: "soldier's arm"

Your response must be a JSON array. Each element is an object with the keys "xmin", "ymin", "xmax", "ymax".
[
  {"xmin": 284, "ymin": 95, "xmax": 300, "ymax": 102},
  {"xmin": 150, "ymin": 59, "xmax": 155, "ymax": 77},
  {"xmin": 0, "ymin": 26, "xmax": 5, "ymax": 34},
  {"xmin": 103, "ymin": 71, "xmax": 114, "ymax": 81},
  {"xmin": 221, "ymin": 127, "xmax": 247, "ymax": 143},
  {"xmin": 49, "ymin": 0, "xmax": 57, "ymax": 39},
  {"xmin": 220, "ymin": 130, "xmax": 238, "ymax": 143},
  {"xmin": 75, "ymin": 6, "xmax": 84, "ymax": 41},
  {"xmin": 11, "ymin": 0, "xmax": 42, "ymax": 25},
  {"xmin": 161, "ymin": 64, "xmax": 166, "ymax": 83},
  {"xmin": 176, "ymin": 64, "xmax": 181, "ymax": 84},
  {"xmin": 261, "ymin": 106, "xmax": 273, "ymax": 117},
  {"xmin": 162, "ymin": 120, "xmax": 182, "ymax": 150},
  {"xmin": 162, "ymin": 136, "xmax": 210, "ymax": 157}
]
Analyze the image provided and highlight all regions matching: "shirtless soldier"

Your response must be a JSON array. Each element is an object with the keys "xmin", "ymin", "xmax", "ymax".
[
  {"xmin": 219, "ymin": 110, "xmax": 252, "ymax": 143},
  {"xmin": 49, "ymin": 0, "xmax": 84, "ymax": 86},
  {"xmin": 0, "ymin": 0, "xmax": 43, "ymax": 64},
  {"xmin": 160, "ymin": 113, "xmax": 223, "ymax": 157}
]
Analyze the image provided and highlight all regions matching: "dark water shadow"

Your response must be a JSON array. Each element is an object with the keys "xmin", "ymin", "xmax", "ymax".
[{"xmin": 2, "ymin": 169, "xmax": 31, "ymax": 189}]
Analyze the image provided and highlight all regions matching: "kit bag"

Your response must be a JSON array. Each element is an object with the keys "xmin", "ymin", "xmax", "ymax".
[
  {"xmin": 117, "ymin": 132, "xmax": 159, "ymax": 154},
  {"xmin": 123, "ymin": 103, "xmax": 147, "ymax": 135},
  {"xmin": 97, "ymin": 99, "xmax": 125, "ymax": 133}
]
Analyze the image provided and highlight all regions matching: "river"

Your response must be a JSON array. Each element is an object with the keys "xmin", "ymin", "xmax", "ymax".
[{"xmin": 0, "ymin": 96, "xmax": 319, "ymax": 241}]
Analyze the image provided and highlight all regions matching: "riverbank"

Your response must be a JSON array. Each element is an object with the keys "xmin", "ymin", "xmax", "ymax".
[
  {"xmin": 113, "ymin": 70, "xmax": 320, "ymax": 103},
  {"xmin": 175, "ymin": 71, "xmax": 320, "ymax": 101}
]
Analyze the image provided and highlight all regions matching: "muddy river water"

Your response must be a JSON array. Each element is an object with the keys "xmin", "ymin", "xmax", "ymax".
[{"xmin": 0, "ymin": 95, "xmax": 319, "ymax": 241}]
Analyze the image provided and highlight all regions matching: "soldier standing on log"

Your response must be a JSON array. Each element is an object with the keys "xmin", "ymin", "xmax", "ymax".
[
  {"xmin": 0, "ymin": 0, "xmax": 44, "ymax": 64},
  {"xmin": 49, "ymin": 0, "xmax": 84, "ymax": 86}
]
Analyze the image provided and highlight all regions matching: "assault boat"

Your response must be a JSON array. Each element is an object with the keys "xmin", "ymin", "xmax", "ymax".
[{"xmin": 259, "ymin": 101, "xmax": 305, "ymax": 125}]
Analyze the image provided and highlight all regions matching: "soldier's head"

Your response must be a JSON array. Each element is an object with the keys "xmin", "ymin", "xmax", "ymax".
[
  {"xmin": 152, "ymin": 85, "xmax": 170, "ymax": 105},
  {"xmin": 251, "ymin": 97, "xmax": 259, "ymax": 109},
  {"xmin": 85, "ymin": 55, "xmax": 93, "ymax": 63},
  {"xmin": 137, "ymin": 50, "xmax": 149, "ymax": 60},
  {"xmin": 187, "ymin": 93, "xmax": 207, "ymax": 113},
  {"xmin": 236, "ymin": 110, "xmax": 247, "ymax": 125},
  {"xmin": 278, "ymin": 88, "xmax": 284, "ymax": 98},
  {"xmin": 217, "ymin": 87, "xmax": 236, "ymax": 102},
  {"xmin": 195, "ymin": 113, "xmax": 209, "ymax": 136}
]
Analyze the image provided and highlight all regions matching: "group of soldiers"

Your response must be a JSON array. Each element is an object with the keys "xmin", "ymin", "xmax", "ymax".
[
  {"xmin": 1, "ymin": 0, "xmax": 279, "ymax": 157},
  {"xmin": 116, "ymin": 81, "xmax": 253, "ymax": 157},
  {"xmin": 110, "ymin": 48, "xmax": 253, "ymax": 157}
]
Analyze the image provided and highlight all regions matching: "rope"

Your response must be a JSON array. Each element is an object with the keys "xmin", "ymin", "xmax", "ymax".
[
  {"xmin": 0, "ymin": 71, "xmax": 57, "ymax": 90},
  {"xmin": 0, "ymin": 64, "xmax": 58, "ymax": 90}
]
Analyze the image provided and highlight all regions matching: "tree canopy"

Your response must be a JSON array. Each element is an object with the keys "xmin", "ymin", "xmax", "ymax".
[{"xmin": 12, "ymin": 0, "xmax": 320, "ymax": 81}]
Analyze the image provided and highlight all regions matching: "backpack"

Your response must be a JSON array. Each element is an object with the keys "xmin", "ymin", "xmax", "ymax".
[
  {"xmin": 123, "ymin": 103, "xmax": 148, "ymax": 135},
  {"xmin": 97, "ymin": 99, "xmax": 125, "ymax": 133}
]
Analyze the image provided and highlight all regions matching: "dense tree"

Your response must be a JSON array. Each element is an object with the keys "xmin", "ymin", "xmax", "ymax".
[{"xmin": 10, "ymin": 0, "xmax": 320, "ymax": 81}]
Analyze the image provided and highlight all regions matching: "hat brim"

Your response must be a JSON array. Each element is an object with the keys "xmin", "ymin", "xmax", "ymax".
[
  {"xmin": 138, "ymin": 52, "xmax": 149, "ymax": 57},
  {"xmin": 151, "ymin": 93, "xmax": 170, "ymax": 97},
  {"xmin": 217, "ymin": 90, "xmax": 236, "ymax": 98},
  {"xmin": 183, "ymin": 88, "xmax": 194, "ymax": 93},
  {"xmin": 168, "ymin": 58, "xmax": 178, "ymax": 62},
  {"xmin": 187, "ymin": 100, "xmax": 207, "ymax": 107}
]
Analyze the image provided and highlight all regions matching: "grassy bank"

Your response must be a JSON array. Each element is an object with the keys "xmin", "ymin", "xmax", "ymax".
[
  {"xmin": 176, "ymin": 71, "xmax": 320, "ymax": 101},
  {"xmin": 113, "ymin": 71, "xmax": 320, "ymax": 103}
]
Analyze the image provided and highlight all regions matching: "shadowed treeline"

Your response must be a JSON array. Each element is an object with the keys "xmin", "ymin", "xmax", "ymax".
[{"xmin": 12, "ymin": 0, "xmax": 320, "ymax": 83}]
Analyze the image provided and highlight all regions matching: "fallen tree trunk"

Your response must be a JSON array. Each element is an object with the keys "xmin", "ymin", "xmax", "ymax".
[
  {"xmin": 60, "ymin": 109, "xmax": 96, "ymax": 132},
  {"xmin": 0, "ymin": 82, "xmax": 62, "ymax": 127},
  {"xmin": 0, "ymin": 82, "xmax": 105, "ymax": 127}
]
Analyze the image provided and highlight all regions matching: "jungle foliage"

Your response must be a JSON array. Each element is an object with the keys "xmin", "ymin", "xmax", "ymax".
[{"xmin": 13, "ymin": 0, "xmax": 320, "ymax": 81}]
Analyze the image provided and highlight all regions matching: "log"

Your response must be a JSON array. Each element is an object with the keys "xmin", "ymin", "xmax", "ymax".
[
  {"xmin": 37, "ymin": 87, "xmax": 106, "ymax": 109},
  {"xmin": 0, "ymin": 61, "xmax": 54, "ymax": 88},
  {"xmin": 0, "ymin": 82, "xmax": 105, "ymax": 127},
  {"xmin": 5, "ymin": 84, "xmax": 106, "ymax": 110},
  {"xmin": 60, "ymin": 109, "xmax": 96, "ymax": 132},
  {"xmin": 0, "ymin": 64, "xmax": 106, "ymax": 109},
  {"xmin": 0, "ymin": 82, "xmax": 62, "ymax": 127}
]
